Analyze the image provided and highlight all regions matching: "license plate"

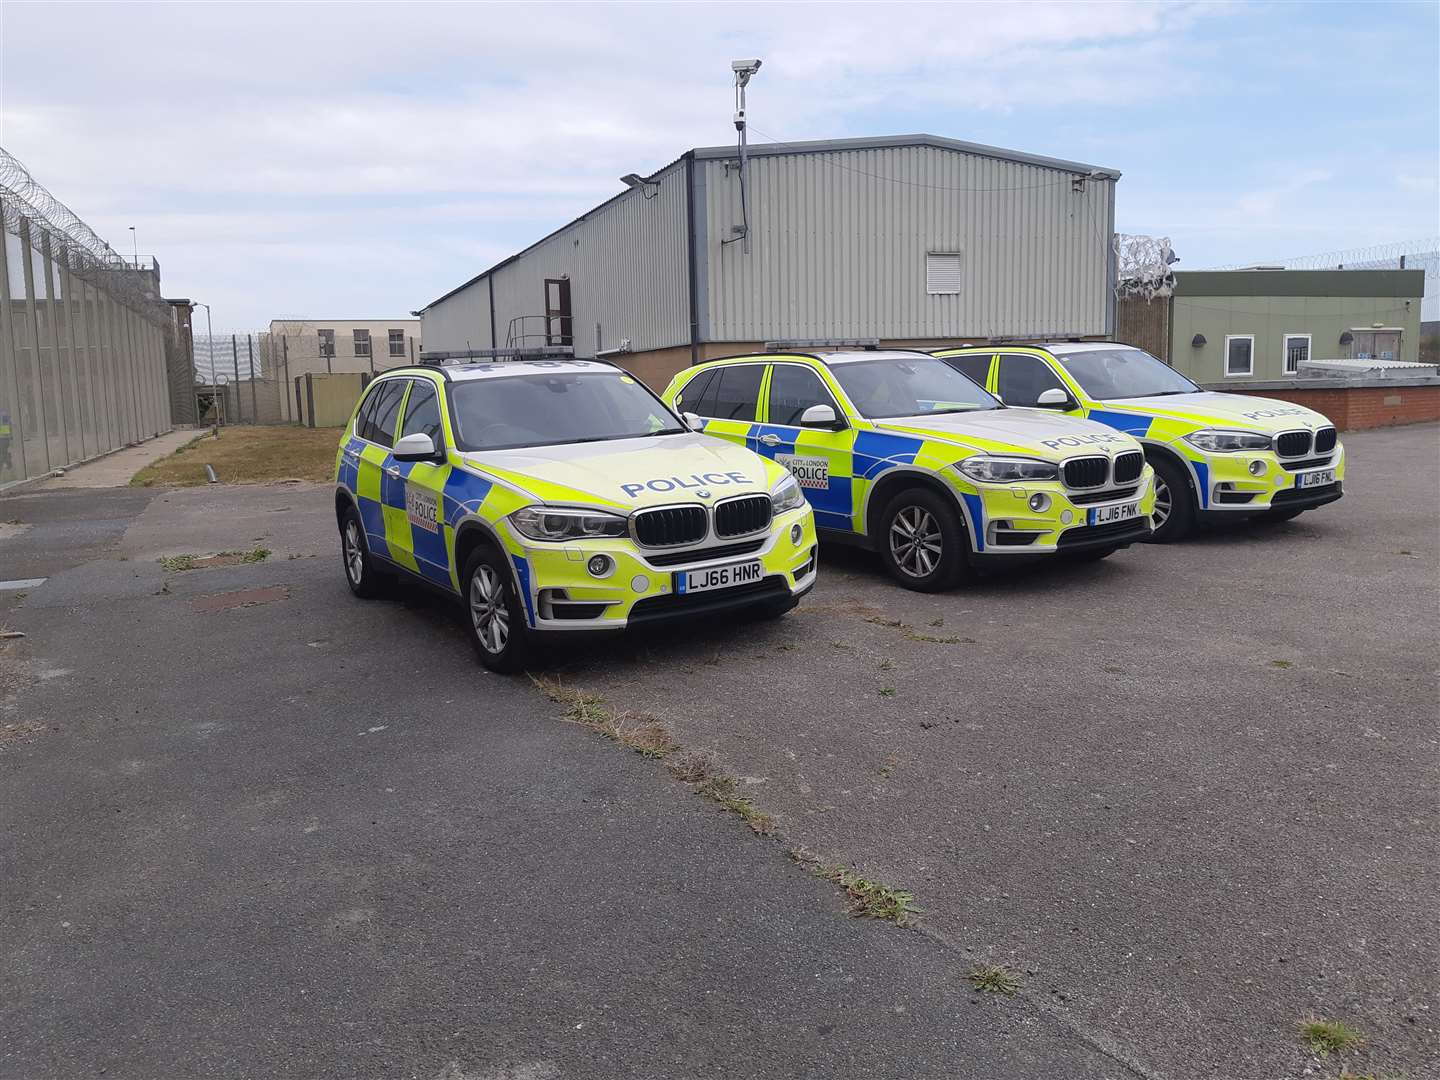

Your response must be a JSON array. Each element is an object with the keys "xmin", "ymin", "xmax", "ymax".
[
  {"xmin": 1297, "ymin": 468, "xmax": 1335, "ymax": 488},
  {"xmin": 675, "ymin": 559, "xmax": 764, "ymax": 595},
  {"xmin": 1087, "ymin": 501, "xmax": 1140, "ymax": 526}
]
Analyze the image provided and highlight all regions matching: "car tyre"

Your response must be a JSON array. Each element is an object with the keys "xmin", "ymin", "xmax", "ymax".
[
  {"xmin": 877, "ymin": 487, "xmax": 971, "ymax": 592},
  {"xmin": 462, "ymin": 544, "xmax": 531, "ymax": 673},
  {"xmin": 1147, "ymin": 456, "xmax": 1196, "ymax": 542},
  {"xmin": 340, "ymin": 504, "xmax": 389, "ymax": 598}
]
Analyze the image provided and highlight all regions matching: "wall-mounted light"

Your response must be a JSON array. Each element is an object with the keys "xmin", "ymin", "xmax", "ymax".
[
  {"xmin": 1191, "ymin": 333, "xmax": 1207, "ymax": 347},
  {"xmin": 1338, "ymin": 331, "xmax": 1354, "ymax": 346}
]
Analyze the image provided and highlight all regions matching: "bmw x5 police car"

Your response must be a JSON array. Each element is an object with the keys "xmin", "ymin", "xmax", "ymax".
[
  {"xmin": 931, "ymin": 342, "xmax": 1344, "ymax": 540},
  {"xmin": 660, "ymin": 345, "xmax": 1156, "ymax": 592},
  {"xmin": 334, "ymin": 357, "xmax": 817, "ymax": 671}
]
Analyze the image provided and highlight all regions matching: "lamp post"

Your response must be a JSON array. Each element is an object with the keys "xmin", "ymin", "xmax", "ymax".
[
  {"xmin": 198, "ymin": 302, "xmax": 219, "ymax": 439},
  {"xmin": 128, "ymin": 226, "xmax": 139, "ymax": 270}
]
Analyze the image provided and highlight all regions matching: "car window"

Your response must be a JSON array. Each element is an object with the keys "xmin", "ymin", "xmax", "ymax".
[
  {"xmin": 695, "ymin": 364, "xmax": 764, "ymax": 422},
  {"xmin": 399, "ymin": 380, "xmax": 443, "ymax": 443},
  {"xmin": 674, "ymin": 368, "xmax": 716, "ymax": 412},
  {"xmin": 945, "ymin": 353, "xmax": 992, "ymax": 387},
  {"xmin": 1052, "ymin": 346, "xmax": 1200, "ymax": 399},
  {"xmin": 995, "ymin": 354, "xmax": 1067, "ymax": 407},
  {"xmin": 767, "ymin": 364, "xmax": 839, "ymax": 426},
  {"xmin": 363, "ymin": 379, "xmax": 408, "ymax": 448},
  {"xmin": 354, "ymin": 382, "xmax": 384, "ymax": 439},
  {"xmin": 829, "ymin": 357, "xmax": 1000, "ymax": 419},
  {"xmin": 450, "ymin": 371, "xmax": 685, "ymax": 452}
]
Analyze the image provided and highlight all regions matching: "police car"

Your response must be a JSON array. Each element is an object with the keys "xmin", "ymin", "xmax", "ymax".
[
  {"xmin": 660, "ymin": 343, "xmax": 1156, "ymax": 592},
  {"xmin": 334, "ymin": 355, "xmax": 817, "ymax": 671},
  {"xmin": 930, "ymin": 342, "xmax": 1344, "ymax": 540}
]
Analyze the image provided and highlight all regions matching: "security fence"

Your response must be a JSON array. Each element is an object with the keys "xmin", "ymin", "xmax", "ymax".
[{"xmin": 0, "ymin": 148, "xmax": 174, "ymax": 490}]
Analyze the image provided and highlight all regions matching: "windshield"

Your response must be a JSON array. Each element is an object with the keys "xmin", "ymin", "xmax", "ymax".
[
  {"xmin": 450, "ymin": 371, "xmax": 686, "ymax": 451},
  {"xmin": 1055, "ymin": 347, "xmax": 1199, "ymax": 400},
  {"xmin": 830, "ymin": 357, "xmax": 1001, "ymax": 419}
]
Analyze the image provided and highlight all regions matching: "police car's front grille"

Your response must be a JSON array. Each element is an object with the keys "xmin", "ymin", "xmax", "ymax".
[
  {"xmin": 1069, "ymin": 485, "xmax": 1139, "ymax": 506},
  {"xmin": 1280, "ymin": 456, "xmax": 1334, "ymax": 472},
  {"xmin": 1062, "ymin": 456, "xmax": 1109, "ymax": 488},
  {"xmin": 1274, "ymin": 430, "xmax": 1312, "ymax": 457},
  {"xmin": 633, "ymin": 505, "xmax": 707, "ymax": 547},
  {"xmin": 645, "ymin": 540, "xmax": 765, "ymax": 567},
  {"xmin": 1056, "ymin": 519, "xmax": 1149, "ymax": 549},
  {"xmin": 1113, "ymin": 451, "xmax": 1144, "ymax": 484},
  {"xmin": 1314, "ymin": 426, "xmax": 1337, "ymax": 454},
  {"xmin": 714, "ymin": 494, "xmax": 772, "ymax": 539}
]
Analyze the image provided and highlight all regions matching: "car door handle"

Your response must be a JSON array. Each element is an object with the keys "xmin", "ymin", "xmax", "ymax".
[{"xmin": 758, "ymin": 434, "xmax": 781, "ymax": 446}]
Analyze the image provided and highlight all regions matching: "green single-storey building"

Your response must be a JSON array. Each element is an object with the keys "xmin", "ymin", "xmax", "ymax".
[{"xmin": 1118, "ymin": 269, "xmax": 1425, "ymax": 382}]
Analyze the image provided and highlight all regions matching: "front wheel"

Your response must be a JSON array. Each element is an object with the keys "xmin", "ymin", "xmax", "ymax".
[
  {"xmin": 462, "ymin": 545, "xmax": 531, "ymax": 673},
  {"xmin": 1147, "ymin": 456, "xmax": 1197, "ymax": 542},
  {"xmin": 877, "ymin": 488, "xmax": 971, "ymax": 592}
]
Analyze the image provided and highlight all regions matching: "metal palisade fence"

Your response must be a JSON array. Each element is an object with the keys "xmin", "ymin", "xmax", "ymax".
[{"xmin": 0, "ymin": 148, "xmax": 175, "ymax": 489}]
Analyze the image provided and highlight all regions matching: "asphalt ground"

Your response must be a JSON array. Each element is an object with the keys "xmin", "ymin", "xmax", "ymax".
[{"xmin": 3, "ymin": 422, "xmax": 1437, "ymax": 1079}]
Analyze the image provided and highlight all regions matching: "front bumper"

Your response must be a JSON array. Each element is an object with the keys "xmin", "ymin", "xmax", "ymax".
[
  {"xmin": 1190, "ymin": 443, "xmax": 1346, "ymax": 514},
  {"xmin": 953, "ymin": 466, "xmax": 1157, "ymax": 556},
  {"xmin": 506, "ymin": 507, "xmax": 818, "ymax": 631}
]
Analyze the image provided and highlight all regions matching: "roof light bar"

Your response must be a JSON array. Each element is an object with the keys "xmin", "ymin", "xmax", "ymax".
[
  {"xmin": 763, "ymin": 338, "xmax": 880, "ymax": 352},
  {"xmin": 420, "ymin": 345, "xmax": 577, "ymax": 365}
]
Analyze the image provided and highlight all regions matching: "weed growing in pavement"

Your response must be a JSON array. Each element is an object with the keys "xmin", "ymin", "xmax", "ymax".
[
  {"xmin": 159, "ymin": 554, "xmax": 198, "ymax": 572},
  {"xmin": 667, "ymin": 750, "xmax": 717, "ymax": 784},
  {"xmin": 878, "ymin": 686, "xmax": 896, "ymax": 697},
  {"xmin": 789, "ymin": 853, "xmax": 920, "ymax": 926},
  {"xmin": 967, "ymin": 964, "xmax": 1022, "ymax": 995},
  {"xmin": 929, "ymin": 617, "xmax": 944, "ymax": 627},
  {"xmin": 1271, "ymin": 659, "xmax": 1294, "ymax": 669},
  {"xmin": 527, "ymin": 675, "xmax": 677, "ymax": 759},
  {"xmin": 158, "ymin": 547, "xmax": 270, "ymax": 573},
  {"xmin": 697, "ymin": 776, "xmax": 775, "ymax": 834},
  {"xmin": 861, "ymin": 613, "xmax": 974, "ymax": 645},
  {"xmin": 1297, "ymin": 1018, "xmax": 1365, "ymax": 1058},
  {"xmin": 879, "ymin": 658, "xmax": 893, "ymax": 671}
]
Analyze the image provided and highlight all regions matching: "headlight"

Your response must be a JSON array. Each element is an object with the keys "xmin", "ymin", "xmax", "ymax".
[
  {"xmin": 770, "ymin": 475, "xmax": 807, "ymax": 514},
  {"xmin": 1183, "ymin": 429, "xmax": 1273, "ymax": 453},
  {"xmin": 509, "ymin": 506, "xmax": 629, "ymax": 541},
  {"xmin": 956, "ymin": 456, "xmax": 1059, "ymax": 483}
]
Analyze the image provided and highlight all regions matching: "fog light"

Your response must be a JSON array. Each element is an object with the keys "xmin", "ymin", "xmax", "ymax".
[
  {"xmin": 1060, "ymin": 509, "xmax": 1073, "ymax": 525},
  {"xmin": 587, "ymin": 554, "xmax": 613, "ymax": 578},
  {"xmin": 631, "ymin": 575, "xmax": 650, "ymax": 593},
  {"xmin": 1248, "ymin": 459, "xmax": 1267, "ymax": 476},
  {"xmin": 1028, "ymin": 493, "xmax": 1049, "ymax": 513},
  {"xmin": 790, "ymin": 522, "xmax": 803, "ymax": 544}
]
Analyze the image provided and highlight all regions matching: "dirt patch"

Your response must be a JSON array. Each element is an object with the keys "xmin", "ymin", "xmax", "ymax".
[
  {"xmin": 191, "ymin": 585, "xmax": 290, "ymax": 613},
  {"xmin": 131, "ymin": 426, "xmax": 341, "ymax": 487}
]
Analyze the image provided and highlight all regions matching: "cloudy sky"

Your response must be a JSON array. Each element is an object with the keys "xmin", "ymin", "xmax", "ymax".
[{"xmin": 2, "ymin": 1, "xmax": 1436, "ymax": 329}]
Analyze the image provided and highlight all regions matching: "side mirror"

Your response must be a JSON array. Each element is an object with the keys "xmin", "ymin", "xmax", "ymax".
[
  {"xmin": 800, "ymin": 404, "xmax": 843, "ymax": 429},
  {"xmin": 1034, "ymin": 387, "xmax": 1075, "ymax": 410},
  {"xmin": 393, "ymin": 432, "xmax": 439, "ymax": 461},
  {"xmin": 682, "ymin": 411, "xmax": 705, "ymax": 431}
]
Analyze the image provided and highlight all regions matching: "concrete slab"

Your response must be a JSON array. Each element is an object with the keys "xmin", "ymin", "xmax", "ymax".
[{"xmin": 37, "ymin": 428, "xmax": 202, "ymax": 490}]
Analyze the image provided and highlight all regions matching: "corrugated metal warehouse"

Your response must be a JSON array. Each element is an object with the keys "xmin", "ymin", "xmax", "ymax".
[{"xmin": 419, "ymin": 134, "xmax": 1120, "ymax": 386}]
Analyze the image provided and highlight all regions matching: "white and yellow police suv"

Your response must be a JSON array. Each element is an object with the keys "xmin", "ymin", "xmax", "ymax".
[
  {"xmin": 334, "ymin": 356, "xmax": 817, "ymax": 672},
  {"xmin": 930, "ymin": 342, "xmax": 1344, "ymax": 541},
  {"xmin": 660, "ymin": 343, "xmax": 1156, "ymax": 592}
]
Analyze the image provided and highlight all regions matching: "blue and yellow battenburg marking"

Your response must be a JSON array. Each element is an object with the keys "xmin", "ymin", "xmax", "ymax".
[
  {"xmin": 335, "ymin": 368, "xmax": 817, "ymax": 632},
  {"xmin": 664, "ymin": 354, "xmax": 1156, "ymax": 555}
]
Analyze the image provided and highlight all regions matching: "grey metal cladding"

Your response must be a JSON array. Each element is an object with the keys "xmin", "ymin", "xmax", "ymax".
[
  {"xmin": 700, "ymin": 143, "xmax": 1115, "ymax": 342},
  {"xmin": 427, "ymin": 164, "xmax": 690, "ymax": 356}
]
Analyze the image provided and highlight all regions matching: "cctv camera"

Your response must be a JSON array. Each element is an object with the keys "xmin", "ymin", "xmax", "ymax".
[{"xmin": 730, "ymin": 58, "xmax": 762, "ymax": 73}]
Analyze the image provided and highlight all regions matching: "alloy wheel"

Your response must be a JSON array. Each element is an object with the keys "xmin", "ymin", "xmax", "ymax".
[
  {"xmin": 889, "ymin": 505, "xmax": 942, "ymax": 579},
  {"xmin": 1153, "ymin": 475, "xmax": 1172, "ymax": 530},
  {"xmin": 343, "ymin": 521, "xmax": 365, "ymax": 585},
  {"xmin": 469, "ymin": 564, "xmax": 510, "ymax": 655}
]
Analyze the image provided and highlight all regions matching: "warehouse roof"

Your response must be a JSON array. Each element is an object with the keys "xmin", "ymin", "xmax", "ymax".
[
  {"xmin": 1175, "ymin": 269, "xmax": 1424, "ymax": 298},
  {"xmin": 420, "ymin": 133, "xmax": 1122, "ymax": 311}
]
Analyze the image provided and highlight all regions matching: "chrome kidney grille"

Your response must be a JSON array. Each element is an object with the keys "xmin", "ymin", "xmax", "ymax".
[
  {"xmin": 1275, "ymin": 430, "xmax": 1312, "ymax": 457},
  {"xmin": 713, "ymin": 494, "xmax": 772, "ymax": 539},
  {"xmin": 632, "ymin": 505, "xmax": 708, "ymax": 547},
  {"xmin": 1062, "ymin": 456, "xmax": 1109, "ymax": 488},
  {"xmin": 1112, "ymin": 450, "xmax": 1144, "ymax": 484},
  {"xmin": 1314, "ymin": 426, "xmax": 1337, "ymax": 454}
]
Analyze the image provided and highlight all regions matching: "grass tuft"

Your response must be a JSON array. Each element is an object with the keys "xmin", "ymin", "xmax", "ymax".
[
  {"xmin": 667, "ymin": 750, "xmax": 717, "ymax": 784},
  {"xmin": 967, "ymin": 964, "xmax": 1022, "ymax": 996},
  {"xmin": 1297, "ymin": 1017, "xmax": 1365, "ymax": 1058},
  {"xmin": 822, "ymin": 865, "xmax": 921, "ymax": 925},
  {"xmin": 158, "ymin": 547, "xmax": 270, "ymax": 573},
  {"xmin": 862, "ymin": 613, "xmax": 975, "ymax": 645},
  {"xmin": 527, "ymin": 674, "xmax": 676, "ymax": 758},
  {"xmin": 696, "ymin": 776, "xmax": 775, "ymax": 834},
  {"xmin": 159, "ymin": 553, "xmax": 198, "ymax": 572}
]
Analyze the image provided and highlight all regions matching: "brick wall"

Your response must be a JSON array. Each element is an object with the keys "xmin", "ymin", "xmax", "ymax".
[{"xmin": 1202, "ymin": 383, "xmax": 1440, "ymax": 431}]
